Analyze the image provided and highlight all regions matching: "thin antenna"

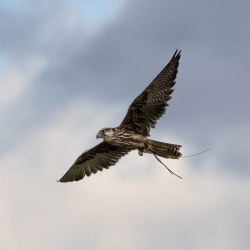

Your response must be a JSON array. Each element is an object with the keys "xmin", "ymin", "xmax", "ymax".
[{"xmin": 181, "ymin": 149, "xmax": 210, "ymax": 158}]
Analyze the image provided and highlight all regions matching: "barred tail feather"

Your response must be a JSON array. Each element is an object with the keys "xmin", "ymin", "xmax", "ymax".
[
  {"xmin": 152, "ymin": 147, "xmax": 182, "ymax": 159},
  {"xmin": 148, "ymin": 140, "xmax": 182, "ymax": 159}
]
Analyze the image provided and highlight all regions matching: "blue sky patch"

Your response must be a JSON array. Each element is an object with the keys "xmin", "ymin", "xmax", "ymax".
[{"xmin": 74, "ymin": 0, "xmax": 123, "ymax": 22}]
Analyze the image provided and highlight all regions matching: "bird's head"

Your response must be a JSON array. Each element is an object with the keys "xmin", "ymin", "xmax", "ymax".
[{"xmin": 96, "ymin": 128, "xmax": 114, "ymax": 140}]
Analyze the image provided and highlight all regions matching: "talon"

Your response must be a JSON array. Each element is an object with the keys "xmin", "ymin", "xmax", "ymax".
[{"xmin": 138, "ymin": 149, "xmax": 143, "ymax": 156}]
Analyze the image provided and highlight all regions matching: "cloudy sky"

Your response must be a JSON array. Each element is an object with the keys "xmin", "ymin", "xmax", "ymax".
[{"xmin": 1, "ymin": 0, "xmax": 250, "ymax": 249}]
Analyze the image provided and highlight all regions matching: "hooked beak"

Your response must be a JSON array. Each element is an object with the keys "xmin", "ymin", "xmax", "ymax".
[{"xmin": 96, "ymin": 134, "xmax": 100, "ymax": 139}]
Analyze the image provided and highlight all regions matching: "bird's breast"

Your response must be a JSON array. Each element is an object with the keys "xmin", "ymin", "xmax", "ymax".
[{"xmin": 104, "ymin": 131, "xmax": 147, "ymax": 149}]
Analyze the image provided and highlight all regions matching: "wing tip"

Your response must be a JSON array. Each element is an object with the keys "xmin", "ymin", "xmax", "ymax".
[
  {"xmin": 57, "ymin": 174, "xmax": 78, "ymax": 183},
  {"xmin": 173, "ymin": 49, "xmax": 181, "ymax": 59},
  {"xmin": 57, "ymin": 178, "xmax": 69, "ymax": 183}
]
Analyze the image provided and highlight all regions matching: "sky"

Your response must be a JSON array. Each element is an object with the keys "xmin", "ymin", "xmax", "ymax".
[{"xmin": 0, "ymin": 0, "xmax": 250, "ymax": 249}]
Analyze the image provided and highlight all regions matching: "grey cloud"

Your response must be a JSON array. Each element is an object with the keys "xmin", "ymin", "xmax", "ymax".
[
  {"xmin": 1, "ymin": 0, "xmax": 250, "ymax": 176},
  {"xmin": 30, "ymin": 0, "xmax": 250, "ymax": 135}
]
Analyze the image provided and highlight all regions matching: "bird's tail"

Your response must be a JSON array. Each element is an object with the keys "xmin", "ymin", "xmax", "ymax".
[{"xmin": 147, "ymin": 140, "xmax": 182, "ymax": 159}]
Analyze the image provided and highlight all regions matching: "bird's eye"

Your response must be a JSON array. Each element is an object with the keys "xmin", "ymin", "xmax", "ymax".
[{"xmin": 101, "ymin": 130, "xmax": 105, "ymax": 133}]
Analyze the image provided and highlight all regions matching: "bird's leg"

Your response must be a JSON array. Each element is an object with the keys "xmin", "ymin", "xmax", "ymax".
[
  {"xmin": 144, "ymin": 141, "xmax": 152, "ymax": 150},
  {"xmin": 152, "ymin": 152, "xmax": 182, "ymax": 179},
  {"xmin": 144, "ymin": 141, "xmax": 158, "ymax": 154}
]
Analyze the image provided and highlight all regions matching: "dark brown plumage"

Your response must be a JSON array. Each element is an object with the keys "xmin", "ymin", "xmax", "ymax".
[
  {"xmin": 59, "ymin": 50, "xmax": 182, "ymax": 183},
  {"xmin": 59, "ymin": 142, "xmax": 130, "ymax": 182},
  {"xmin": 119, "ymin": 50, "xmax": 181, "ymax": 136}
]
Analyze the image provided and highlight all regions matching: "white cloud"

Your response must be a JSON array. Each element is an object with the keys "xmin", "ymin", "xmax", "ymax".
[{"xmin": 0, "ymin": 55, "xmax": 47, "ymax": 105}]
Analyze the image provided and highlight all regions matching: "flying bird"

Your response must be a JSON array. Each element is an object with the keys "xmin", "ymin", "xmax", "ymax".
[{"xmin": 59, "ymin": 50, "xmax": 182, "ymax": 182}]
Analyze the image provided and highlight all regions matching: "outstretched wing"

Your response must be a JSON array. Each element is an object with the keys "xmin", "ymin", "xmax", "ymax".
[
  {"xmin": 119, "ymin": 50, "xmax": 181, "ymax": 136},
  {"xmin": 59, "ymin": 142, "xmax": 130, "ymax": 182}
]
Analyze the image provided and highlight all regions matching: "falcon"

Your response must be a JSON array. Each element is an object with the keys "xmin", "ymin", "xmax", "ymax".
[{"xmin": 59, "ymin": 50, "xmax": 182, "ymax": 182}]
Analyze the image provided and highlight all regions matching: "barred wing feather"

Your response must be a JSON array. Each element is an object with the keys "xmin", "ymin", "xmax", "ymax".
[
  {"xmin": 59, "ymin": 142, "xmax": 130, "ymax": 182},
  {"xmin": 119, "ymin": 50, "xmax": 181, "ymax": 136}
]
